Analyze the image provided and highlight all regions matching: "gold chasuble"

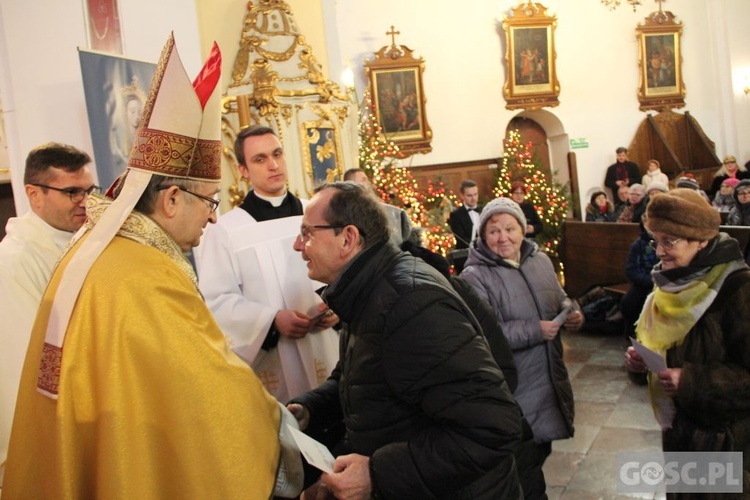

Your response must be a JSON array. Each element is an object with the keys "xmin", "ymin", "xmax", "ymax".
[{"xmin": 3, "ymin": 200, "xmax": 281, "ymax": 498}]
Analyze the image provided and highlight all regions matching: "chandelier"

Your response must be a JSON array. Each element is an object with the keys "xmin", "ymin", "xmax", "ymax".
[{"xmin": 601, "ymin": 0, "xmax": 643, "ymax": 11}]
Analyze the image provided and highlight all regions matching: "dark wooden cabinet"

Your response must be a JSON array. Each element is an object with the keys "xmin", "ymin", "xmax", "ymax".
[{"xmin": 0, "ymin": 182, "xmax": 17, "ymax": 240}]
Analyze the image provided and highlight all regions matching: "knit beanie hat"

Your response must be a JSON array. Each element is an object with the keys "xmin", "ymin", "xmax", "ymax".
[
  {"xmin": 676, "ymin": 176, "xmax": 700, "ymax": 190},
  {"xmin": 644, "ymin": 188, "xmax": 719, "ymax": 241},
  {"xmin": 722, "ymin": 177, "xmax": 740, "ymax": 188},
  {"xmin": 647, "ymin": 181, "xmax": 669, "ymax": 194},
  {"xmin": 479, "ymin": 197, "xmax": 527, "ymax": 236}
]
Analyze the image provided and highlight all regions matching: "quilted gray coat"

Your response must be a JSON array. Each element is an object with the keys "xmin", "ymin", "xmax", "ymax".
[{"xmin": 461, "ymin": 238, "xmax": 575, "ymax": 443}]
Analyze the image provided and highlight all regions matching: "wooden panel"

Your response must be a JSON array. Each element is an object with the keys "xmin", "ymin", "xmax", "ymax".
[
  {"xmin": 561, "ymin": 221, "xmax": 750, "ymax": 299},
  {"xmin": 409, "ymin": 158, "xmax": 499, "ymax": 203},
  {"xmin": 0, "ymin": 183, "xmax": 16, "ymax": 240},
  {"xmin": 561, "ymin": 221, "xmax": 639, "ymax": 298}
]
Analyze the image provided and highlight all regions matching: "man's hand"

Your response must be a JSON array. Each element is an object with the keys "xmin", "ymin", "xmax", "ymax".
[
  {"xmin": 540, "ymin": 320, "xmax": 560, "ymax": 340},
  {"xmin": 286, "ymin": 403, "xmax": 310, "ymax": 430},
  {"xmin": 321, "ymin": 454, "xmax": 372, "ymax": 500},
  {"xmin": 311, "ymin": 302, "xmax": 339, "ymax": 331},
  {"xmin": 301, "ymin": 479, "xmax": 335, "ymax": 500},
  {"xmin": 275, "ymin": 310, "xmax": 312, "ymax": 338}
]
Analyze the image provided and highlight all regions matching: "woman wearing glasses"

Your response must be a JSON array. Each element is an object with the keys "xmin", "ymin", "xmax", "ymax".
[
  {"xmin": 625, "ymin": 188, "xmax": 750, "ymax": 492},
  {"xmin": 726, "ymin": 179, "xmax": 750, "ymax": 227}
]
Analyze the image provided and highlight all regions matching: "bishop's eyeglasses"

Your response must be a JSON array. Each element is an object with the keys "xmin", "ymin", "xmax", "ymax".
[
  {"xmin": 157, "ymin": 185, "xmax": 220, "ymax": 213},
  {"xmin": 31, "ymin": 184, "xmax": 100, "ymax": 203}
]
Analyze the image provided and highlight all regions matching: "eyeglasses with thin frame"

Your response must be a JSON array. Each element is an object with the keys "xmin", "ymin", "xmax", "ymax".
[
  {"xmin": 736, "ymin": 190, "xmax": 750, "ymax": 198},
  {"xmin": 298, "ymin": 224, "xmax": 346, "ymax": 242},
  {"xmin": 648, "ymin": 237, "xmax": 683, "ymax": 251},
  {"xmin": 157, "ymin": 185, "xmax": 220, "ymax": 213},
  {"xmin": 31, "ymin": 183, "xmax": 100, "ymax": 203}
]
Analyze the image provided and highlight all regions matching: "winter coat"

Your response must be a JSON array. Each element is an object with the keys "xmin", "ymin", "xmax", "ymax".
[
  {"xmin": 625, "ymin": 229, "xmax": 659, "ymax": 289},
  {"xmin": 711, "ymin": 193, "xmax": 736, "ymax": 213},
  {"xmin": 726, "ymin": 179, "xmax": 750, "ymax": 226},
  {"xmin": 294, "ymin": 241, "xmax": 523, "ymax": 499},
  {"xmin": 585, "ymin": 201, "xmax": 615, "ymax": 222},
  {"xmin": 461, "ymin": 239, "xmax": 575, "ymax": 444},
  {"xmin": 642, "ymin": 169, "xmax": 669, "ymax": 189},
  {"xmin": 661, "ymin": 266, "xmax": 750, "ymax": 498}
]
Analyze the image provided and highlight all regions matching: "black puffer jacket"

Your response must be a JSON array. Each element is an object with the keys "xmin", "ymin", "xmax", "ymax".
[{"xmin": 296, "ymin": 242, "xmax": 523, "ymax": 499}]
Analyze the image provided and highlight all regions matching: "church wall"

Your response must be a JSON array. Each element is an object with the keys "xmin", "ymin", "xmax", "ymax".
[
  {"xmin": 326, "ymin": 0, "xmax": 750, "ymax": 213},
  {"xmin": 0, "ymin": 1, "xmax": 747, "ymax": 217},
  {"xmin": 0, "ymin": 0, "xmax": 201, "ymax": 215}
]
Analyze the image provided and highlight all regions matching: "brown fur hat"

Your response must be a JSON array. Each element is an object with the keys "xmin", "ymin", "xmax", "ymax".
[{"xmin": 644, "ymin": 188, "xmax": 720, "ymax": 241}]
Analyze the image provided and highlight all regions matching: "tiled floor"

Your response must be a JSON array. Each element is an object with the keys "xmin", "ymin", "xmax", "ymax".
[{"xmin": 542, "ymin": 328, "xmax": 665, "ymax": 499}]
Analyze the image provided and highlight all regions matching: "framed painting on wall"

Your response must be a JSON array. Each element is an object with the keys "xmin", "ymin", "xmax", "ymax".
[
  {"xmin": 365, "ymin": 34, "xmax": 432, "ymax": 157},
  {"xmin": 636, "ymin": 10, "xmax": 685, "ymax": 111},
  {"xmin": 503, "ymin": 2, "xmax": 560, "ymax": 110},
  {"xmin": 83, "ymin": 0, "xmax": 124, "ymax": 54}
]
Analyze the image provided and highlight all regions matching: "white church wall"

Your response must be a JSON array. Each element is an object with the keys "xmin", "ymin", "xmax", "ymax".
[
  {"xmin": 326, "ymin": 0, "xmax": 749, "ymax": 214},
  {"xmin": 0, "ymin": 0, "xmax": 201, "ymax": 215}
]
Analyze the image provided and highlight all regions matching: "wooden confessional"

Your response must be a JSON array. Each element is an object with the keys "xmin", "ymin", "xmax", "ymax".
[{"xmin": 626, "ymin": 110, "xmax": 721, "ymax": 189}]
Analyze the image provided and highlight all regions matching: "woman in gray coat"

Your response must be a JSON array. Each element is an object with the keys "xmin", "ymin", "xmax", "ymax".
[{"xmin": 461, "ymin": 197, "xmax": 582, "ymax": 472}]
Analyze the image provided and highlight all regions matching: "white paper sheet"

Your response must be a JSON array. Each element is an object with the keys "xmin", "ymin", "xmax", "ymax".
[
  {"xmin": 552, "ymin": 303, "xmax": 574, "ymax": 326},
  {"xmin": 288, "ymin": 425, "xmax": 336, "ymax": 474},
  {"xmin": 630, "ymin": 337, "xmax": 667, "ymax": 373}
]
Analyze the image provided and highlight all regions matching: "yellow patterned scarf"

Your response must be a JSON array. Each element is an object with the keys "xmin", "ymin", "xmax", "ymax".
[{"xmin": 636, "ymin": 260, "xmax": 743, "ymax": 428}]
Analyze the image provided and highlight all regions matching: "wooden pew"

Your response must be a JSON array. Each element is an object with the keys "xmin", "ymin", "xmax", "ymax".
[{"xmin": 560, "ymin": 221, "xmax": 750, "ymax": 298}]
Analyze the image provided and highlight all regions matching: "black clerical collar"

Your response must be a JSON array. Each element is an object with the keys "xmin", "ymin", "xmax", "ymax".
[{"xmin": 240, "ymin": 190, "xmax": 303, "ymax": 222}]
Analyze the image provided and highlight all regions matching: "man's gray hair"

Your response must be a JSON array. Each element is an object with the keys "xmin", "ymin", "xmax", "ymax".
[
  {"xmin": 314, "ymin": 181, "xmax": 389, "ymax": 247},
  {"xmin": 113, "ymin": 172, "xmax": 203, "ymax": 215}
]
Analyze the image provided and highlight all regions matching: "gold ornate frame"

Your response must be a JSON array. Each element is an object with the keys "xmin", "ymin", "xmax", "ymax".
[
  {"xmin": 503, "ymin": 2, "xmax": 560, "ymax": 110},
  {"xmin": 636, "ymin": 10, "xmax": 685, "ymax": 112},
  {"xmin": 365, "ymin": 41, "xmax": 432, "ymax": 157},
  {"xmin": 299, "ymin": 106, "xmax": 345, "ymax": 197}
]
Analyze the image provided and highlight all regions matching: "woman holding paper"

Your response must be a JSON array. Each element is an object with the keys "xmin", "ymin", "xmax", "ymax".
[
  {"xmin": 625, "ymin": 189, "xmax": 750, "ymax": 487},
  {"xmin": 461, "ymin": 197, "xmax": 582, "ymax": 470}
]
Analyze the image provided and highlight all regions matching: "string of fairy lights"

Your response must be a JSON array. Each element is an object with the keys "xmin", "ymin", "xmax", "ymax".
[
  {"xmin": 357, "ymin": 91, "xmax": 568, "ymax": 260},
  {"xmin": 494, "ymin": 129, "xmax": 568, "ymax": 257}
]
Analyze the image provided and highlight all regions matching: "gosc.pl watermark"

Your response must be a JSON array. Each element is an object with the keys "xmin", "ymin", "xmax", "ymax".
[{"xmin": 617, "ymin": 452, "xmax": 743, "ymax": 494}]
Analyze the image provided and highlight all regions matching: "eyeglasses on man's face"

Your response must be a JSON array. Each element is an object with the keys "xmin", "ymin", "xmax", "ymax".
[
  {"xmin": 736, "ymin": 190, "xmax": 750, "ymax": 199},
  {"xmin": 648, "ymin": 237, "xmax": 683, "ymax": 251},
  {"xmin": 298, "ymin": 224, "xmax": 345, "ymax": 242},
  {"xmin": 157, "ymin": 185, "xmax": 220, "ymax": 213},
  {"xmin": 31, "ymin": 183, "xmax": 100, "ymax": 203}
]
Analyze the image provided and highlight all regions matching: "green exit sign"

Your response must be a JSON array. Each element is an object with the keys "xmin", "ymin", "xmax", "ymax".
[{"xmin": 570, "ymin": 138, "xmax": 589, "ymax": 149}]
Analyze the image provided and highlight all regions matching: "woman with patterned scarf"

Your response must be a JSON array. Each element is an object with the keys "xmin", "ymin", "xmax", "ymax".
[{"xmin": 625, "ymin": 188, "xmax": 750, "ymax": 498}]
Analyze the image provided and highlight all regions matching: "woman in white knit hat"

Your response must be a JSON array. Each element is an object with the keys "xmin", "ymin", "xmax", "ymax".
[{"xmin": 461, "ymin": 197, "xmax": 583, "ymax": 483}]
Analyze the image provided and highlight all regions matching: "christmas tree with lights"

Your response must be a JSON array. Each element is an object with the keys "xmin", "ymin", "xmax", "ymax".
[
  {"xmin": 358, "ymin": 88, "xmax": 455, "ymax": 257},
  {"xmin": 494, "ymin": 129, "xmax": 569, "ymax": 257}
]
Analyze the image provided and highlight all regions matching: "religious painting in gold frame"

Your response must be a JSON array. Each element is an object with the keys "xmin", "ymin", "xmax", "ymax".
[
  {"xmin": 636, "ymin": 10, "xmax": 685, "ymax": 112},
  {"xmin": 503, "ymin": 2, "xmax": 560, "ymax": 110},
  {"xmin": 300, "ymin": 116, "xmax": 345, "ymax": 197},
  {"xmin": 365, "ymin": 38, "xmax": 432, "ymax": 157}
]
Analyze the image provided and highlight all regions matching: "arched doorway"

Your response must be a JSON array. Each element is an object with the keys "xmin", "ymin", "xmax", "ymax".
[
  {"xmin": 506, "ymin": 116, "xmax": 552, "ymax": 181},
  {"xmin": 505, "ymin": 109, "xmax": 578, "ymax": 219}
]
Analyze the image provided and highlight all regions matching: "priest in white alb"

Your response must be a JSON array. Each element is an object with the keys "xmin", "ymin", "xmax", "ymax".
[{"xmin": 196, "ymin": 125, "xmax": 339, "ymax": 403}]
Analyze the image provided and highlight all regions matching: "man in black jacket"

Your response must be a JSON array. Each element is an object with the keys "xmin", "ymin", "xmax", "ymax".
[
  {"xmin": 289, "ymin": 182, "xmax": 522, "ymax": 499},
  {"xmin": 448, "ymin": 179, "xmax": 483, "ymax": 273},
  {"xmin": 604, "ymin": 147, "xmax": 642, "ymax": 198}
]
